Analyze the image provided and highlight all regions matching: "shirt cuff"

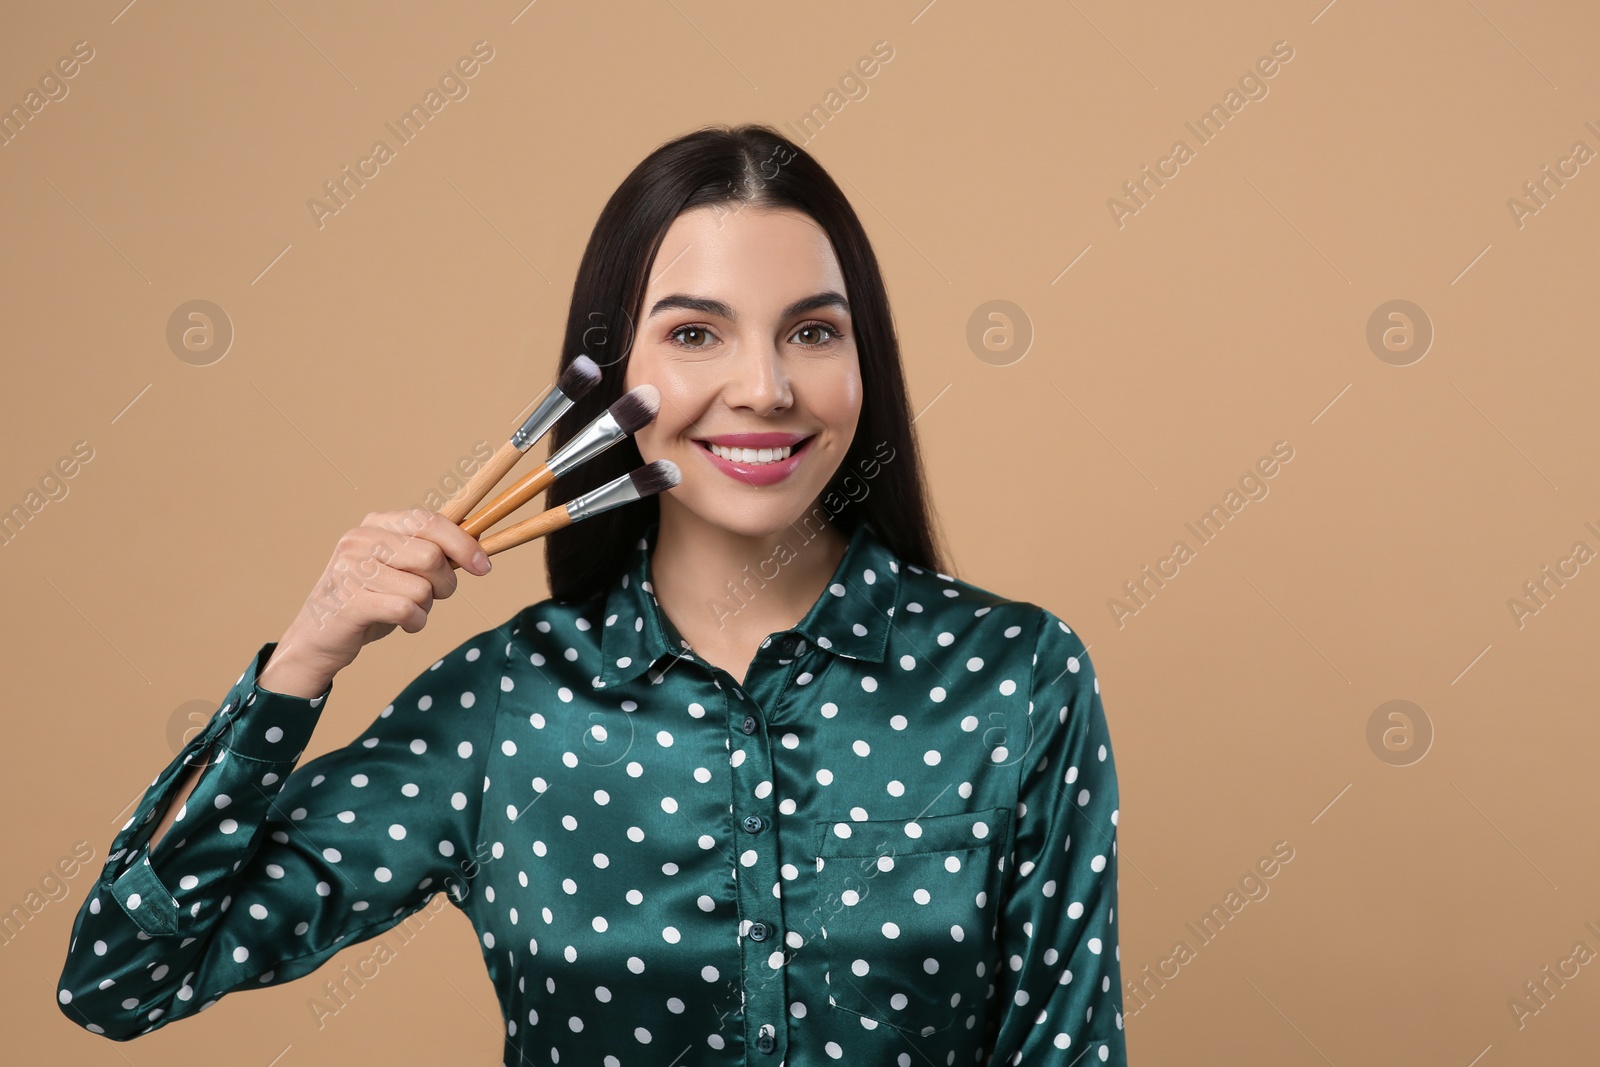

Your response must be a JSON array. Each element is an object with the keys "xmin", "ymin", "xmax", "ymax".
[{"xmin": 215, "ymin": 641, "xmax": 332, "ymax": 762}]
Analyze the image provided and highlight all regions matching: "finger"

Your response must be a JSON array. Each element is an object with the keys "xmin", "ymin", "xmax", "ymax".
[
  {"xmin": 326, "ymin": 543, "xmax": 437, "ymax": 605},
  {"xmin": 380, "ymin": 507, "xmax": 491, "ymax": 575},
  {"xmin": 382, "ymin": 533, "xmax": 460, "ymax": 601},
  {"xmin": 362, "ymin": 566, "xmax": 435, "ymax": 617},
  {"xmin": 371, "ymin": 590, "xmax": 429, "ymax": 635}
]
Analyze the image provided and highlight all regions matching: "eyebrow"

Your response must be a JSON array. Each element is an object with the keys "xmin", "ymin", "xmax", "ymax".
[{"xmin": 646, "ymin": 290, "xmax": 850, "ymax": 322}]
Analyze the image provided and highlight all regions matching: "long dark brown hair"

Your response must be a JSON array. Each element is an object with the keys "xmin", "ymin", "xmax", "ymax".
[{"xmin": 542, "ymin": 122, "xmax": 946, "ymax": 604}]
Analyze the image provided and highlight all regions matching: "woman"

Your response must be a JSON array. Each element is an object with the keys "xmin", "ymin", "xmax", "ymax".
[{"xmin": 57, "ymin": 124, "xmax": 1127, "ymax": 1064}]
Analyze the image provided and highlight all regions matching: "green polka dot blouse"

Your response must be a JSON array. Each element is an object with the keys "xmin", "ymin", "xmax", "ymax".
[{"xmin": 58, "ymin": 517, "xmax": 1126, "ymax": 1064}]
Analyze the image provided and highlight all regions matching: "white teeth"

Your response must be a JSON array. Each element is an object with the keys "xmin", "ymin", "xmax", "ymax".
[{"xmin": 707, "ymin": 443, "xmax": 795, "ymax": 465}]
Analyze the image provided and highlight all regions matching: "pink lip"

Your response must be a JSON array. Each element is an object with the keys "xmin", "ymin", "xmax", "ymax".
[
  {"xmin": 692, "ymin": 431, "xmax": 812, "ymax": 448},
  {"xmin": 695, "ymin": 435, "xmax": 815, "ymax": 486}
]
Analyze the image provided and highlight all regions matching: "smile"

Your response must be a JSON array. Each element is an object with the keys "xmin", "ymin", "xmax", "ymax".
[
  {"xmin": 704, "ymin": 442, "xmax": 796, "ymax": 465},
  {"xmin": 693, "ymin": 435, "xmax": 817, "ymax": 486}
]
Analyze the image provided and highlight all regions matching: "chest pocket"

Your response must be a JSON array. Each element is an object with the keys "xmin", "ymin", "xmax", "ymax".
[{"xmin": 810, "ymin": 806, "xmax": 1011, "ymax": 1037}]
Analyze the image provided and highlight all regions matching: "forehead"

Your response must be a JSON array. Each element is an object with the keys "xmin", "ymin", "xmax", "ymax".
[{"xmin": 645, "ymin": 205, "xmax": 846, "ymax": 309}]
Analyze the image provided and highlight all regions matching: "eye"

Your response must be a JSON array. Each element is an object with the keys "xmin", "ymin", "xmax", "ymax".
[
  {"xmin": 666, "ymin": 325, "xmax": 718, "ymax": 350},
  {"xmin": 790, "ymin": 321, "xmax": 843, "ymax": 347}
]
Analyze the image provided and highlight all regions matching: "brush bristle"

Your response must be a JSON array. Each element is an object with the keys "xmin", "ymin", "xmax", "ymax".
[
  {"xmin": 559, "ymin": 354, "xmax": 602, "ymax": 400},
  {"xmin": 610, "ymin": 384, "xmax": 661, "ymax": 435},
  {"xmin": 628, "ymin": 459, "xmax": 680, "ymax": 497}
]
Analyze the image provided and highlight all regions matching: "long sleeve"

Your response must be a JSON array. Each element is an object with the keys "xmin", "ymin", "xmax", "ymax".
[
  {"xmin": 56, "ymin": 626, "xmax": 510, "ymax": 1041},
  {"xmin": 987, "ymin": 611, "xmax": 1127, "ymax": 1064}
]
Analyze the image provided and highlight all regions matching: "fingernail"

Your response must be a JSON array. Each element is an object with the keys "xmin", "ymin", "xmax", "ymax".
[{"xmin": 473, "ymin": 550, "xmax": 491, "ymax": 573}]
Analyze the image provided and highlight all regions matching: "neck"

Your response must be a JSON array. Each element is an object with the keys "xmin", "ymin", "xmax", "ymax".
[{"xmin": 648, "ymin": 498, "xmax": 850, "ymax": 650}]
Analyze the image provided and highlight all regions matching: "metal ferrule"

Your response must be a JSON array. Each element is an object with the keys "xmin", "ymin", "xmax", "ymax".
[
  {"xmin": 509, "ymin": 389, "xmax": 575, "ymax": 452},
  {"xmin": 545, "ymin": 410, "xmax": 623, "ymax": 475},
  {"xmin": 565, "ymin": 469, "xmax": 642, "ymax": 523}
]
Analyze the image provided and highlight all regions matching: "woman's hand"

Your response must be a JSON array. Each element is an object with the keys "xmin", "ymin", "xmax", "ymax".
[{"xmin": 261, "ymin": 508, "xmax": 492, "ymax": 697}]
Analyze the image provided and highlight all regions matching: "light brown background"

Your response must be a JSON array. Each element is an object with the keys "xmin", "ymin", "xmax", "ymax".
[{"xmin": 4, "ymin": 1, "xmax": 1598, "ymax": 1063}]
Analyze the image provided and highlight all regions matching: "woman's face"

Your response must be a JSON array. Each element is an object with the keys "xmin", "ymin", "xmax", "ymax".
[{"xmin": 623, "ymin": 204, "xmax": 862, "ymax": 539}]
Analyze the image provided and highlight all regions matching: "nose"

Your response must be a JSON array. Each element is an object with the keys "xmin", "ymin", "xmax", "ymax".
[{"xmin": 722, "ymin": 340, "xmax": 792, "ymax": 414}]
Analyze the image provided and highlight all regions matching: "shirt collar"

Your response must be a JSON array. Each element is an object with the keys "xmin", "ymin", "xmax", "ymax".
[{"xmin": 594, "ymin": 518, "xmax": 902, "ymax": 690}]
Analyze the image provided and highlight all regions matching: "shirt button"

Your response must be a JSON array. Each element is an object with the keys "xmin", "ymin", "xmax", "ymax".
[
  {"xmin": 776, "ymin": 634, "xmax": 799, "ymax": 657},
  {"xmin": 749, "ymin": 921, "xmax": 769, "ymax": 941},
  {"xmin": 741, "ymin": 714, "xmax": 758, "ymax": 735},
  {"xmin": 756, "ymin": 1032, "xmax": 776, "ymax": 1054},
  {"xmin": 742, "ymin": 814, "xmax": 765, "ymax": 834}
]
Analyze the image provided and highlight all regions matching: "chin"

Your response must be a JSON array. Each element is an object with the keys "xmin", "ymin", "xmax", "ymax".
[{"xmin": 675, "ymin": 491, "xmax": 833, "ymax": 541}]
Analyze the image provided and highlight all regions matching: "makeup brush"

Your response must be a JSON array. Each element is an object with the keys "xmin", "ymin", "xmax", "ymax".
[
  {"xmin": 458, "ymin": 384, "xmax": 661, "ymax": 538},
  {"xmin": 437, "ymin": 354, "xmax": 602, "ymax": 524},
  {"xmin": 461, "ymin": 460, "xmax": 680, "ymax": 560}
]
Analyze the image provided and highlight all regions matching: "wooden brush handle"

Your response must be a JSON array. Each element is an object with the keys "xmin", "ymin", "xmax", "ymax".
[
  {"xmin": 439, "ymin": 440, "xmax": 524, "ymax": 524},
  {"xmin": 477, "ymin": 505, "xmax": 572, "ymax": 557},
  {"xmin": 458, "ymin": 465, "xmax": 556, "ymax": 538}
]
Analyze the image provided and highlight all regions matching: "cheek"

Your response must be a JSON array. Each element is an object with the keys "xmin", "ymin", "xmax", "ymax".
[
  {"xmin": 622, "ymin": 359, "xmax": 648, "ymax": 399},
  {"xmin": 810, "ymin": 366, "xmax": 863, "ymax": 429},
  {"xmin": 630, "ymin": 422, "xmax": 661, "ymax": 459},
  {"xmin": 624, "ymin": 353, "xmax": 693, "ymax": 447}
]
